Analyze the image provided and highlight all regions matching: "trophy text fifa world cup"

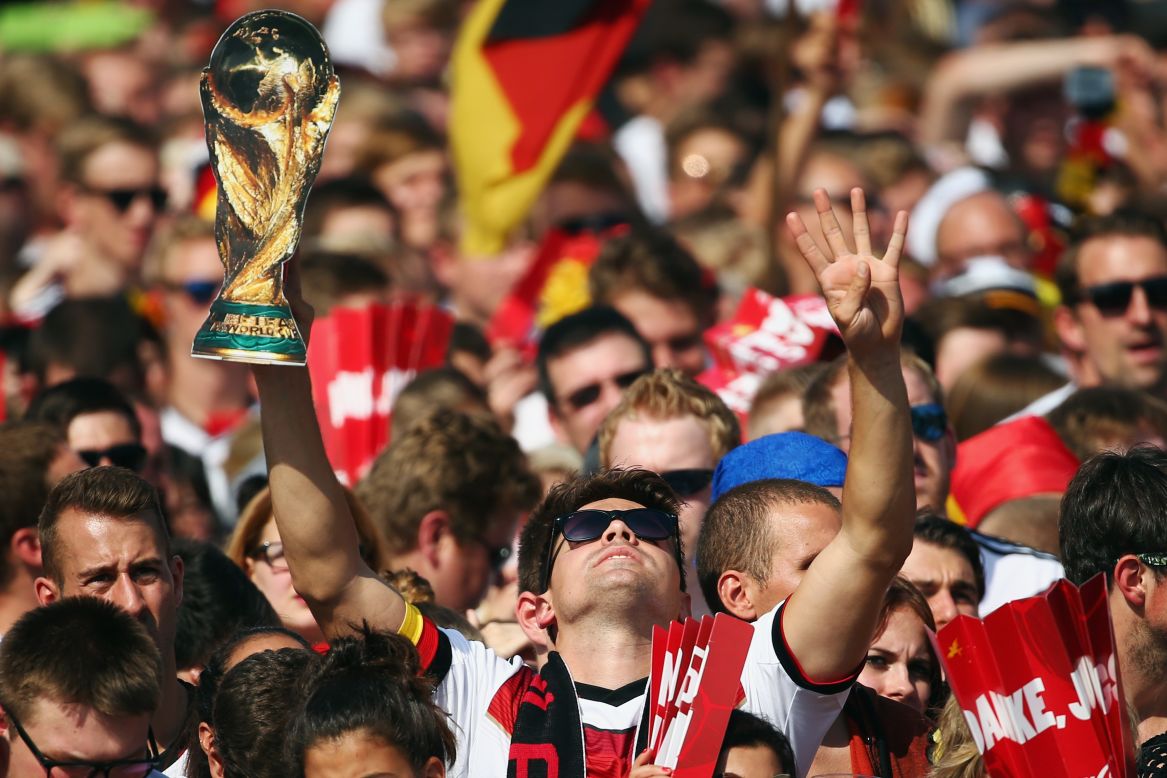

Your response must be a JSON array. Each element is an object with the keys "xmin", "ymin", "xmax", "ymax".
[{"xmin": 192, "ymin": 9, "xmax": 340, "ymax": 365}]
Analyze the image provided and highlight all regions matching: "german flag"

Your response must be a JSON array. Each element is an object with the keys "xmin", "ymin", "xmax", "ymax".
[{"xmin": 450, "ymin": 0, "xmax": 650, "ymax": 257}]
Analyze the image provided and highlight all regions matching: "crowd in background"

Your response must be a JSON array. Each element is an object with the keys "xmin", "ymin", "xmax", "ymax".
[{"xmin": 3, "ymin": 0, "xmax": 1167, "ymax": 776}]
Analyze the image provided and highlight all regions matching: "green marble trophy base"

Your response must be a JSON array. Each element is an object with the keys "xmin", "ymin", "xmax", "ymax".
[{"xmin": 191, "ymin": 299, "xmax": 306, "ymax": 366}]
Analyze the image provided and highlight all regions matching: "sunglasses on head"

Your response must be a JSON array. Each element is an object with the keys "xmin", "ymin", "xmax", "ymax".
[
  {"xmin": 1077, "ymin": 275, "xmax": 1167, "ymax": 316},
  {"xmin": 85, "ymin": 185, "xmax": 168, "ymax": 214},
  {"xmin": 910, "ymin": 403, "xmax": 948, "ymax": 442},
  {"xmin": 163, "ymin": 279, "xmax": 220, "ymax": 305},
  {"xmin": 562, "ymin": 369, "xmax": 648, "ymax": 412},
  {"xmin": 661, "ymin": 468, "xmax": 714, "ymax": 498},
  {"xmin": 7, "ymin": 708, "xmax": 160, "ymax": 778},
  {"xmin": 76, "ymin": 443, "xmax": 148, "ymax": 472},
  {"xmin": 541, "ymin": 507, "xmax": 678, "ymax": 592}
]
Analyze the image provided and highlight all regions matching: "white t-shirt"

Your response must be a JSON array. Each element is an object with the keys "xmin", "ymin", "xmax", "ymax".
[
  {"xmin": 160, "ymin": 750, "xmax": 187, "ymax": 777},
  {"xmin": 425, "ymin": 601, "xmax": 852, "ymax": 778},
  {"xmin": 974, "ymin": 530, "xmax": 1066, "ymax": 615}
]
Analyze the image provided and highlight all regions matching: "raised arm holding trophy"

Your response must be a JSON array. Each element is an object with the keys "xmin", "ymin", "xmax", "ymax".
[{"xmin": 192, "ymin": 9, "xmax": 339, "ymax": 365}]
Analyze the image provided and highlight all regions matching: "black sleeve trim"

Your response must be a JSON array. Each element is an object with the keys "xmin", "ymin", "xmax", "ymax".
[
  {"xmin": 771, "ymin": 599, "xmax": 859, "ymax": 695},
  {"xmin": 425, "ymin": 628, "xmax": 454, "ymax": 684}
]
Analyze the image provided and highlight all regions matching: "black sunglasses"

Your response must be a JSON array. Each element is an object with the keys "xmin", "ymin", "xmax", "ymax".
[
  {"xmin": 540, "ymin": 508, "xmax": 678, "ymax": 593},
  {"xmin": 562, "ymin": 369, "xmax": 648, "ymax": 412},
  {"xmin": 7, "ymin": 709, "xmax": 160, "ymax": 778},
  {"xmin": 910, "ymin": 403, "xmax": 948, "ymax": 443},
  {"xmin": 76, "ymin": 443, "xmax": 148, "ymax": 472},
  {"xmin": 555, "ymin": 211, "xmax": 630, "ymax": 236},
  {"xmin": 1077, "ymin": 275, "xmax": 1167, "ymax": 316},
  {"xmin": 162, "ymin": 279, "xmax": 220, "ymax": 306},
  {"xmin": 661, "ymin": 468, "xmax": 714, "ymax": 497},
  {"xmin": 84, "ymin": 185, "xmax": 168, "ymax": 214}
]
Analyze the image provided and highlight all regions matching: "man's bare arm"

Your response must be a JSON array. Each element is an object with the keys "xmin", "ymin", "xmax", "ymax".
[
  {"xmin": 780, "ymin": 188, "xmax": 916, "ymax": 682},
  {"xmin": 252, "ymin": 358, "xmax": 405, "ymax": 638}
]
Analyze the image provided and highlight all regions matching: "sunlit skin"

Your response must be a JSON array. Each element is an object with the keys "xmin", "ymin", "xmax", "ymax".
[
  {"xmin": 1063, "ymin": 235, "xmax": 1167, "ymax": 394},
  {"xmin": 900, "ymin": 541, "xmax": 979, "ymax": 629},
  {"xmin": 857, "ymin": 607, "xmax": 936, "ymax": 715},
  {"xmin": 546, "ymin": 333, "xmax": 651, "ymax": 453},
  {"xmin": 245, "ymin": 518, "xmax": 322, "ymax": 644},
  {"xmin": 2, "ymin": 700, "xmax": 152, "ymax": 778},
  {"xmin": 605, "ymin": 414, "xmax": 716, "ymax": 563},
  {"xmin": 303, "ymin": 730, "xmax": 445, "ymax": 778},
  {"xmin": 934, "ymin": 191, "xmax": 1029, "ymax": 281}
]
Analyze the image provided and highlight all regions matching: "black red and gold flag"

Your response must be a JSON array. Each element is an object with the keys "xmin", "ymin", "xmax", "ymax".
[{"xmin": 450, "ymin": 0, "xmax": 650, "ymax": 256}]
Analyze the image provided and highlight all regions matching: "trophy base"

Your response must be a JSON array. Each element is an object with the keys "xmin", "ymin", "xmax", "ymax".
[{"xmin": 192, "ymin": 300, "xmax": 306, "ymax": 366}]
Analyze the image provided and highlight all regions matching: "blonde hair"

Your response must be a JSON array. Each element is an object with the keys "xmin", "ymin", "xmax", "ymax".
[
  {"xmin": 929, "ymin": 696, "xmax": 985, "ymax": 778},
  {"xmin": 226, "ymin": 485, "xmax": 389, "ymax": 573},
  {"xmin": 599, "ymin": 369, "xmax": 740, "ymax": 466}
]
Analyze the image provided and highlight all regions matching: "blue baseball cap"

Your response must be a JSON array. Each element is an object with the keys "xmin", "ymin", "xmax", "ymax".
[{"xmin": 711, "ymin": 432, "xmax": 847, "ymax": 501}]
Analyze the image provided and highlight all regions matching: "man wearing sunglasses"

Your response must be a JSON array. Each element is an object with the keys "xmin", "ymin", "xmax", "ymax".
[
  {"xmin": 1053, "ymin": 211, "xmax": 1167, "ymax": 403},
  {"xmin": 536, "ymin": 305, "xmax": 653, "ymax": 455},
  {"xmin": 598, "ymin": 368, "xmax": 740, "ymax": 615},
  {"xmin": 250, "ymin": 186, "xmax": 917, "ymax": 777},
  {"xmin": 804, "ymin": 350, "xmax": 954, "ymax": 515},
  {"xmin": 150, "ymin": 217, "xmax": 257, "ymax": 522},
  {"xmin": 1060, "ymin": 447, "xmax": 1167, "ymax": 764},
  {"xmin": 11, "ymin": 116, "xmax": 165, "ymax": 322},
  {"xmin": 26, "ymin": 377, "xmax": 150, "ymax": 475},
  {"xmin": 0, "ymin": 597, "xmax": 165, "ymax": 778}
]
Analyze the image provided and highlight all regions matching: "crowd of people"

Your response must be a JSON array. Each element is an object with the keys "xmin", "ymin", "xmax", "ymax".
[{"xmin": 3, "ymin": 0, "xmax": 1167, "ymax": 776}]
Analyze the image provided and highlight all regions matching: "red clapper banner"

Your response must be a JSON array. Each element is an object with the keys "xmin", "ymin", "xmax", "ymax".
[
  {"xmin": 306, "ymin": 301, "xmax": 454, "ymax": 486},
  {"xmin": 936, "ymin": 575, "xmax": 1133, "ymax": 777},
  {"xmin": 648, "ymin": 614, "xmax": 753, "ymax": 777},
  {"xmin": 697, "ymin": 290, "xmax": 841, "ymax": 416}
]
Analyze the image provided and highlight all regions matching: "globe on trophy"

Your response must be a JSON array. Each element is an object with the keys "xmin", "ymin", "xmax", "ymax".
[{"xmin": 192, "ymin": 9, "xmax": 340, "ymax": 365}]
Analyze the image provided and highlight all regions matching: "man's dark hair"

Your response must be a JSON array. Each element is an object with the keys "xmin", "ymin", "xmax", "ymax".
[
  {"xmin": 0, "ymin": 597, "xmax": 162, "ymax": 723},
  {"xmin": 26, "ymin": 376, "xmax": 142, "ymax": 439},
  {"xmin": 697, "ymin": 479, "xmax": 841, "ymax": 613},
  {"xmin": 618, "ymin": 0, "xmax": 734, "ymax": 78},
  {"xmin": 210, "ymin": 647, "xmax": 320, "ymax": 778},
  {"xmin": 289, "ymin": 628, "xmax": 455, "ymax": 774},
  {"xmin": 26, "ymin": 297, "xmax": 156, "ymax": 391},
  {"xmin": 173, "ymin": 539, "xmax": 280, "ymax": 672},
  {"xmin": 719, "ymin": 710, "xmax": 794, "ymax": 775},
  {"xmin": 1056, "ymin": 210, "xmax": 1167, "ymax": 304},
  {"xmin": 299, "ymin": 251, "xmax": 390, "ymax": 316},
  {"xmin": 447, "ymin": 322, "xmax": 492, "ymax": 364},
  {"xmin": 589, "ymin": 228, "xmax": 717, "ymax": 327},
  {"xmin": 518, "ymin": 468, "xmax": 684, "ymax": 596},
  {"xmin": 390, "ymin": 366, "xmax": 489, "ymax": 440},
  {"xmin": 0, "ymin": 421, "xmax": 66, "ymax": 587},
  {"xmin": 536, "ymin": 305, "xmax": 651, "ymax": 406},
  {"xmin": 1060, "ymin": 446, "xmax": 1167, "ymax": 584},
  {"xmin": 913, "ymin": 512, "xmax": 986, "ymax": 599},
  {"xmin": 1047, "ymin": 387, "xmax": 1167, "ymax": 462},
  {"xmin": 39, "ymin": 466, "xmax": 169, "ymax": 584}
]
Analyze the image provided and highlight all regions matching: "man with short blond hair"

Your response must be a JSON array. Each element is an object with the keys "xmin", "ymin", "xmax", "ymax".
[{"xmin": 598, "ymin": 368, "xmax": 739, "ymax": 594}]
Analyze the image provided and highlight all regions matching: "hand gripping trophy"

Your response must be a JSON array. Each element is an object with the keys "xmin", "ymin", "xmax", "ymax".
[{"xmin": 192, "ymin": 10, "xmax": 340, "ymax": 365}]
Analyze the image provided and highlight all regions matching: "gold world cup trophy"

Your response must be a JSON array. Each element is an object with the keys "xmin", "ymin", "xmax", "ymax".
[{"xmin": 192, "ymin": 9, "xmax": 340, "ymax": 365}]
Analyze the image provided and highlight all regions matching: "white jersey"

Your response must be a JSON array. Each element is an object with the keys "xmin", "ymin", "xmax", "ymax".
[{"xmin": 421, "ymin": 600, "xmax": 852, "ymax": 778}]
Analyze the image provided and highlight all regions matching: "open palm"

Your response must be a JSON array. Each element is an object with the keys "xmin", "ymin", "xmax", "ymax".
[{"xmin": 786, "ymin": 188, "xmax": 908, "ymax": 353}]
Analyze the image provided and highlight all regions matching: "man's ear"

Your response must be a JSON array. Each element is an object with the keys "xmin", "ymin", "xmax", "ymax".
[
  {"xmin": 416, "ymin": 510, "xmax": 453, "ymax": 566},
  {"xmin": 516, "ymin": 589, "xmax": 555, "ymax": 649},
  {"xmin": 170, "ymin": 553, "xmax": 184, "ymax": 609},
  {"xmin": 1053, "ymin": 305, "xmax": 1087, "ymax": 354},
  {"xmin": 716, "ymin": 570, "xmax": 759, "ymax": 622},
  {"xmin": 33, "ymin": 576, "xmax": 59, "ymax": 606},
  {"xmin": 9, "ymin": 527, "xmax": 41, "ymax": 572},
  {"xmin": 421, "ymin": 755, "xmax": 447, "ymax": 778},
  {"xmin": 1114, "ymin": 556, "xmax": 1147, "ymax": 611}
]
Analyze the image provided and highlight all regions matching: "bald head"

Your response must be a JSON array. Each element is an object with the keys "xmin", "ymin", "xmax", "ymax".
[{"xmin": 934, "ymin": 191, "xmax": 1029, "ymax": 281}]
